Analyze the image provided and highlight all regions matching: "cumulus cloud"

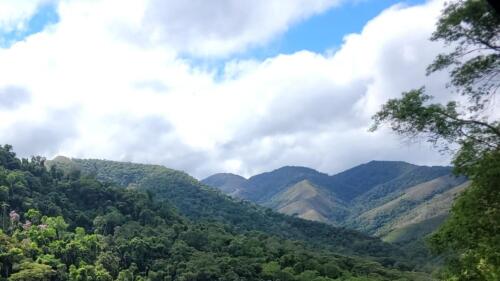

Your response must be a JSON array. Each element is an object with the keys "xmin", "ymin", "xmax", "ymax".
[
  {"xmin": 141, "ymin": 0, "xmax": 342, "ymax": 57},
  {"xmin": 2, "ymin": 107, "xmax": 79, "ymax": 157},
  {"xmin": 0, "ymin": 0, "xmax": 456, "ymax": 178},
  {"xmin": 0, "ymin": 86, "xmax": 31, "ymax": 109},
  {"xmin": 0, "ymin": 0, "xmax": 54, "ymax": 32}
]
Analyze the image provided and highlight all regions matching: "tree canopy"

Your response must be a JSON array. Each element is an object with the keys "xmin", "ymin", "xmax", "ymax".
[
  {"xmin": 0, "ymin": 145, "xmax": 430, "ymax": 281},
  {"xmin": 371, "ymin": 1, "xmax": 499, "ymax": 280}
]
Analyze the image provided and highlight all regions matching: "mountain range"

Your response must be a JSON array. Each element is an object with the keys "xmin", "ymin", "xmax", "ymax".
[
  {"xmin": 2, "ymin": 145, "xmax": 435, "ymax": 280},
  {"xmin": 47, "ymin": 156, "xmax": 468, "ymax": 271},
  {"xmin": 47, "ymin": 157, "xmax": 405, "ymax": 262},
  {"xmin": 201, "ymin": 161, "xmax": 469, "ymax": 244}
]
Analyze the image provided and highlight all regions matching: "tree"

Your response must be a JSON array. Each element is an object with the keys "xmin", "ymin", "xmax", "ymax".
[
  {"xmin": 371, "ymin": 1, "xmax": 499, "ymax": 280},
  {"xmin": 428, "ymin": 151, "xmax": 499, "ymax": 280},
  {"xmin": 7, "ymin": 262, "xmax": 54, "ymax": 281}
]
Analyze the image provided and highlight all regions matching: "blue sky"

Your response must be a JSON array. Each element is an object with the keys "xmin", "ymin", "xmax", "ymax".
[
  {"xmin": 275, "ymin": 0, "xmax": 426, "ymax": 54},
  {"xmin": 0, "ymin": 2, "xmax": 59, "ymax": 48},
  {"xmin": 2, "ymin": 0, "xmax": 425, "ymax": 56},
  {"xmin": 239, "ymin": 0, "xmax": 426, "ymax": 60},
  {"xmin": 180, "ymin": 0, "xmax": 427, "ymax": 75}
]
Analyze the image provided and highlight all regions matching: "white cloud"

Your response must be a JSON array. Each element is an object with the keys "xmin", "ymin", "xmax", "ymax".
[
  {"xmin": 0, "ymin": 0, "xmax": 53, "ymax": 32},
  {"xmin": 140, "ymin": 0, "xmax": 342, "ymax": 57},
  {"xmin": 0, "ymin": 0, "xmax": 456, "ymax": 179}
]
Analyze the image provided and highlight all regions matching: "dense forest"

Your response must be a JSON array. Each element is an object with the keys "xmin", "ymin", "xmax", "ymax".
[
  {"xmin": 47, "ymin": 157, "xmax": 408, "ymax": 264},
  {"xmin": 0, "ymin": 145, "xmax": 430, "ymax": 280}
]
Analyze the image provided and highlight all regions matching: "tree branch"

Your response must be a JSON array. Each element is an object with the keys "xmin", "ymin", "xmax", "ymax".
[{"xmin": 437, "ymin": 110, "xmax": 500, "ymax": 137}]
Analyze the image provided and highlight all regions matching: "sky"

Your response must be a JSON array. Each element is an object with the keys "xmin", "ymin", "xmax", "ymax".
[{"xmin": 0, "ymin": 0, "xmax": 459, "ymax": 179}]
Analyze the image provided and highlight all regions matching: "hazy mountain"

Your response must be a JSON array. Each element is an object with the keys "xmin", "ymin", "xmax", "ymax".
[{"xmin": 201, "ymin": 173, "xmax": 246, "ymax": 196}]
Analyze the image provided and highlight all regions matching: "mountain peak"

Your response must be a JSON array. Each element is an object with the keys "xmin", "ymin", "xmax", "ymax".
[
  {"xmin": 201, "ymin": 173, "xmax": 247, "ymax": 196},
  {"xmin": 203, "ymin": 172, "xmax": 246, "ymax": 181}
]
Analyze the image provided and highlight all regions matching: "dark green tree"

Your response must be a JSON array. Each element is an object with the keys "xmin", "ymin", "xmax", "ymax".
[{"xmin": 371, "ymin": 1, "xmax": 499, "ymax": 280}]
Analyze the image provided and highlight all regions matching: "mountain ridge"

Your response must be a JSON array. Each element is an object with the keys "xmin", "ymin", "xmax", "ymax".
[
  {"xmin": 201, "ymin": 160, "xmax": 468, "ymax": 242},
  {"xmin": 47, "ymin": 156, "xmax": 409, "ymax": 263}
]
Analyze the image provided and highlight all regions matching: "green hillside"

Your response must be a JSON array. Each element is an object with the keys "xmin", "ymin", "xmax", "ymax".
[
  {"xmin": 1, "ymin": 145, "xmax": 433, "ymax": 280},
  {"xmin": 264, "ymin": 180, "xmax": 349, "ymax": 225},
  {"xmin": 236, "ymin": 166, "xmax": 332, "ymax": 203},
  {"xmin": 47, "ymin": 157, "xmax": 409, "ymax": 265},
  {"xmin": 349, "ymin": 166, "xmax": 455, "ymax": 214},
  {"xmin": 380, "ymin": 181, "xmax": 470, "ymax": 242},
  {"xmin": 202, "ymin": 162, "xmax": 468, "ymax": 248},
  {"xmin": 349, "ymin": 175, "xmax": 468, "ymax": 236},
  {"xmin": 327, "ymin": 161, "xmax": 418, "ymax": 202}
]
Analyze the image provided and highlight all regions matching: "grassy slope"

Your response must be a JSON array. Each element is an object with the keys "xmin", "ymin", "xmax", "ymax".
[
  {"xmin": 264, "ymin": 180, "xmax": 349, "ymax": 225},
  {"xmin": 381, "ymin": 181, "xmax": 470, "ymax": 241},
  {"xmin": 351, "ymin": 175, "xmax": 468, "ymax": 236}
]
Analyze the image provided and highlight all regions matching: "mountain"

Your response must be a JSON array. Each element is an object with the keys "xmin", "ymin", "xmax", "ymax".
[
  {"xmin": 349, "ymin": 174, "xmax": 469, "ymax": 236},
  {"xmin": 381, "ymin": 180, "xmax": 469, "ymax": 243},
  {"xmin": 47, "ymin": 157, "xmax": 409, "ymax": 264},
  {"xmin": 202, "ymin": 161, "xmax": 468, "ymax": 241},
  {"xmin": 2, "ymin": 145, "xmax": 432, "ymax": 280},
  {"xmin": 238, "ymin": 166, "xmax": 332, "ymax": 203},
  {"xmin": 326, "ymin": 161, "xmax": 418, "ymax": 201},
  {"xmin": 201, "ymin": 173, "xmax": 246, "ymax": 196},
  {"xmin": 263, "ymin": 180, "xmax": 349, "ymax": 224}
]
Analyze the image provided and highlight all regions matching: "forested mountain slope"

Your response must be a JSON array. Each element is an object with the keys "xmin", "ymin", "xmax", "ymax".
[
  {"xmin": 349, "ymin": 175, "xmax": 468, "ymax": 236},
  {"xmin": 236, "ymin": 166, "xmax": 332, "ymax": 203},
  {"xmin": 202, "ymin": 161, "xmax": 468, "ymax": 242},
  {"xmin": 1, "ymin": 145, "xmax": 431, "ymax": 280},
  {"xmin": 47, "ymin": 157, "xmax": 407, "ymax": 265}
]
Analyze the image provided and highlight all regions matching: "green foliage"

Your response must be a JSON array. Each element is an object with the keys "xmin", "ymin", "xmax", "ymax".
[
  {"xmin": 0, "ymin": 145, "xmax": 427, "ymax": 280},
  {"xmin": 51, "ymin": 158, "xmax": 408, "ymax": 264},
  {"xmin": 428, "ymin": 151, "xmax": 500, "ymax": 280},
  {"xmin": 8, "ymin": 262, "xmax": 54, "ymax": 281},
  {"xmin": 372, "ymin": 1, "xmax": 500, "ymax": 280},
  {"xmin": 428, "ymin": 0, "xmax": 500, "ymax": 110}
]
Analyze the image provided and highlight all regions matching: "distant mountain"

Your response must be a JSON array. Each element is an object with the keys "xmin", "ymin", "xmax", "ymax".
[
  {"xmin": 238, "ymin": 166, "xmax": 331, "ymax": 203},
  {"xmin": 349, "ymin": 174, "xmax": 469, "ymax": 237},
  {"xmin": 381, "ymin": 180, "xmax": 469, "ymax": 243},
  {"xmin": 263, "ymin": 180, "xmax": 349, "ymax": 225},
  {"xmin": 349, "ymin": 165, "xmax": 456, "ymax": 214},
  {"xmin": 202, "ymin": 161, "xmax": 468, "ymax": 242},
  {"xmin": 326, "ymin": 161, "xmax": 418, "ymax": 201},
  {"xmin": 201, "ymin": 173, "xmax": 246, "ymax": 196}
]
